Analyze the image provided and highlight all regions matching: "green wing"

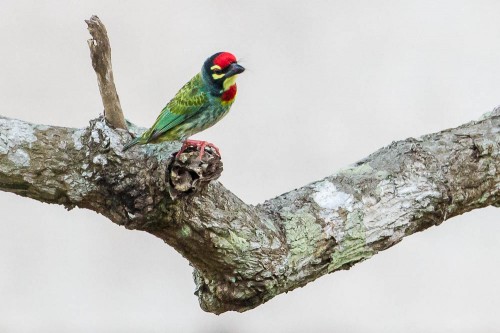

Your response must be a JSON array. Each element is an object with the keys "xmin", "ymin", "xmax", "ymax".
[{"xmin": 145, "ymin": 73, "xmax": 208, "ymax": 142}]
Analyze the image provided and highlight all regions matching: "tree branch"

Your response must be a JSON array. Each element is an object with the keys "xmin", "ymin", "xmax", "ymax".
[
  {"xmin": 0, "ymin": 17, "xmax": 498, "ymax": 314},
  {"xmin": 85, "ymin": 15, "xmax": 127, "ymax": 129},
  {"xmin": 1, "ymin": 109, "xmax": 498, "ymax": 313}
]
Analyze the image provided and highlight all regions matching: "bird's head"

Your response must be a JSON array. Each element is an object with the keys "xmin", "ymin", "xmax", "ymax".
[{"xmin": 202, "ymin": 52, "xmax": 245, "ymax": 98}]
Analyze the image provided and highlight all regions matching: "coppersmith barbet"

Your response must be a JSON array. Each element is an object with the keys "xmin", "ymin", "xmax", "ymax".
[{"xmin": 122, "ymin": 52, "xmax": 245, "ymax": 158}]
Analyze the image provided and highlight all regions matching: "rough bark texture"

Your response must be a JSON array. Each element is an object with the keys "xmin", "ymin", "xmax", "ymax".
[
  {"xmin": 0, "ymin": 16, "xmax": 498, "ymax": 314},
  {"xmin": 85, "ymin": 15, "xmax": 127, "ymax": 129},
  {"xmin": 0, "ymin": 109, "xmax": 498, "ymax": 313}
]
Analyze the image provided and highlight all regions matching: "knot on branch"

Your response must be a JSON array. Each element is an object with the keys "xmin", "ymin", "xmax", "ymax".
[
  {"xmin": 83, "ymin": 117, "xmax": 124, "ymax": 176},
  {"xmin": 168, "ymin": 148, "xmax": 223, "ymax": 198}
]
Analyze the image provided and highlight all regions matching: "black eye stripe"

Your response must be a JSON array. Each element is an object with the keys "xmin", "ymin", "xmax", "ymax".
[{"xmin": 213, "ymin": 64, "xmax": 236, "ymax": 74}]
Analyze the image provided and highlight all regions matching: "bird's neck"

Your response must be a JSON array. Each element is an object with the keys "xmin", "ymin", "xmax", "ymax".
[
  {"xmin": 221, "ymin": 84, "xmax": 237, "ymax": 103},
  {"xmin": 201, "ymin": 68, "xmax": 239, "ymax": 102},
  {"xmin": 220, "ymin": 74, "xmax": 238, "ymax": 103}
]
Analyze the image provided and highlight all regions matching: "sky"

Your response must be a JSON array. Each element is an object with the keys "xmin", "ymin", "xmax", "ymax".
[{"xmin": 0, "ymin": 1, "xmax": 499, "ymax": 332}]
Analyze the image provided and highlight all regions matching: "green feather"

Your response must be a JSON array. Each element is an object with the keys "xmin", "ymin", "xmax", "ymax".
[
  {"xmin": 146, "ymin": 74, "xmax": 208, "ymax": 142},
  {"xmin": 122, "ymin": 54, "xmax": 241, "ymax": 153},
  {"xmin": 131, "ymin": 73, "xmax": 210, "ymax": 146}
]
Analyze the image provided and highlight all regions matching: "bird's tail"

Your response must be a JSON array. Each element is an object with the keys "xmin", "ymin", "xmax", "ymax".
[{"xmin": 122, "ymin": 137, "xmax": 142, "ymax": 152}]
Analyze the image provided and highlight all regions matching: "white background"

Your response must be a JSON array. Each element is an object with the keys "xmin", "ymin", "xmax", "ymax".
[{"xmin": 0, "ymin": 1, "xmax": 499, "ymax": 332}]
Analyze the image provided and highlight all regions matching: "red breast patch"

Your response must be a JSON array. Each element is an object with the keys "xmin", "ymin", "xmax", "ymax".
[{"xmin": 221, "ymin": 84, "xmax": 237, "ymax": 102}]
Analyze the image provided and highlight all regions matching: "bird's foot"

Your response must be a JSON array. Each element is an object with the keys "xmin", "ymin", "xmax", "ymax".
[{"xmin": 176, "ymin": 139, "xmax": 221, "ymax": 159}]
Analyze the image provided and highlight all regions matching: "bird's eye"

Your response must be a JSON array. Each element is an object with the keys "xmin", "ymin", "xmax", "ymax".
[{"xmin": 211, "ymin": 66, "xmax": 225, "ymax": 80}]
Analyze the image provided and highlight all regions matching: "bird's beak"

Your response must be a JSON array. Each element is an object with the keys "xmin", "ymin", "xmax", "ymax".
[{"xmin": 226, "ymin": 63, "xmax": 245, "ymax": 77}]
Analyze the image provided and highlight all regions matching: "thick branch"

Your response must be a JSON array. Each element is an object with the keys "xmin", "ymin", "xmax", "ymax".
[
  {"xmin": 0, "ymin": 15, "xmax": 498, "ymax": 315},
  {"xmin": 0, "ymin": 108, "xmax": 498, "ymax": 313},
  {"xmin": 85, "ymin": 15, "xmax": 127, "ymax": 129}
]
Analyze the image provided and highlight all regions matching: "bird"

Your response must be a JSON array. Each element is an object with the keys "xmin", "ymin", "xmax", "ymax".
[{"xmin": 122, "ymin": 51, "xmax": 245, "ymax": 158}]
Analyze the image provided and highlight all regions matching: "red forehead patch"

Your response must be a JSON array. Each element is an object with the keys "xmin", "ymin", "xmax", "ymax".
[{"xmin": 213, "ymin": 52, "xmax": 237, "ymax": 69}]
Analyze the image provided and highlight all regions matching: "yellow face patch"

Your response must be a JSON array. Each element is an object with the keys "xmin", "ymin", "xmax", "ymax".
[
  {"xmin": 212, "ymin": 73, "xmax": 225, "ymax": 80},
  {"xmin": 223, "ymin": 75, "xmax": 238, "ymax": 91},
  {"xmin": 210, "ymin": 65, "xmax": 224, "ymax": 80}
]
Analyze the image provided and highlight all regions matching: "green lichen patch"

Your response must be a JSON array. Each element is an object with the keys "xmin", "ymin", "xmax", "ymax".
[
  {"xmin": 375, "ymin": 170, "xmax": 391, "ymax": 180},
  {"xmin": 328, "ymin": 209, "xmax": 373, "ymax": 271},
  {"xmin": 282, "ymin": 209, "xmax": 323, "ymax": 269},
  {"xmin": 210, "ymin": 229, "xmax": 251, "ymax": 254},
  {"xmin": 338, "ymin": 163, "xmax": 374, "ymax": 176},
  {"xmin": 178, "ymin": 224, "xmax": 192, "ymax": 238},
  {"xmin": 228, "ymin": 230, "xmax": 251, "ymax": 252}
]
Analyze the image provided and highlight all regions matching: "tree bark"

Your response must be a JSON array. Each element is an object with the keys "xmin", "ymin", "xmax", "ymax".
[
  {"xmin": 0, "ymin": 17, "xmax": 498, "ymax": 314},
  {"xmin": 1, "ymin": 109, "xmax": 498, "ymax": 313}
]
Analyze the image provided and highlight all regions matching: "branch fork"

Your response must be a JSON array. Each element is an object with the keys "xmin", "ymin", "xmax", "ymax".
[{"xmin": 0, "ymin": 16, "xmax": 498, "ymax": 314}]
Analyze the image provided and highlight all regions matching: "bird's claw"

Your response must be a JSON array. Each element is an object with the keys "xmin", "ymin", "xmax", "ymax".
[{"xmin": 176, "ymin": 139, "xmax": 221, "ymax": 160}]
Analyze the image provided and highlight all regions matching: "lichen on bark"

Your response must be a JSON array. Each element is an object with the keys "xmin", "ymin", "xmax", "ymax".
[
  {"xmin": 1, "ymin": 107, "xmax": 499, "ymax": 314},
  {"xmin": 0, "ymin": 16, "xmax": 499, "ymax": 314}
]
